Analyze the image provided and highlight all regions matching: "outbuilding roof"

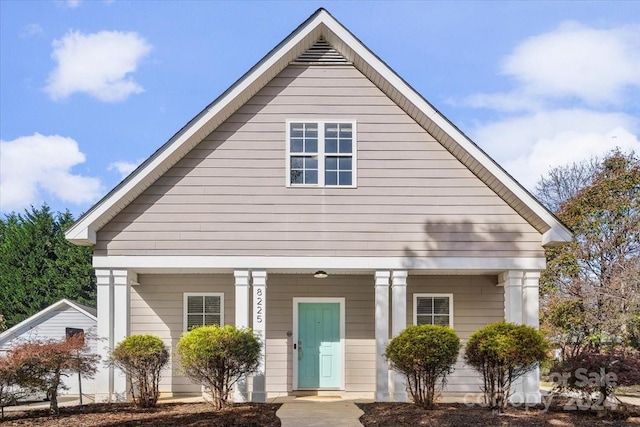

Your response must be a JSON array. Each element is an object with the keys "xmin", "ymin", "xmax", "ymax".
[{"xmin": 0, "ymin": 299, "xmax": 97, "ymax": 345}]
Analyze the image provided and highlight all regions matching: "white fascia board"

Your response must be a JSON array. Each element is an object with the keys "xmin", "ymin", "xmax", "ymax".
[
  {"xmin": 65, "ymin": 225, "xmax": 97, "ymax": 246},
  {"xmin": 93, "ymin": 255, "xmax": 546, "ymax": 272},
  {"xmin": 62, "ymin": 299, "xmax": 98, "ymax": 322},
  {"xmin": 322, "ymin": 14, "xmax": 572, "ymax": 244},
  {"xmin": 542, "ymin": 226, "xmax": 574, "ymax": 247},
  {"xmin": 66, "ymin": 16, "xmax": 322, "ymax": 246}
]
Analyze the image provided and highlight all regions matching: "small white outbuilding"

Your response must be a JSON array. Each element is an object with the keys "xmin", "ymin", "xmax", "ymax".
[{"xmin": 0, "ymin": 299, "xmax": 98, "ymax": 396}]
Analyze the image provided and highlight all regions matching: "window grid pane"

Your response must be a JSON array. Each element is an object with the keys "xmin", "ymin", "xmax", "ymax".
[
  {"xmin": 325, "ymin": 155, "xmax": 352, "ymax": 186},
  {"xmin": 324, "ymin": 123, "xmax": 353, "ymax": 155},
  {"xmin": 416, "ymin": 296, "xmax": 450, "ymax": 326},
  {"xmin": 291, "ymin": 156, "xmax": 318, "ymax": 185},
  {"xmin": 289, "ymin": 122, "xmax": 354, "ymax": 186},
  {"xmin": 290, "ymin": 123, "xmax": 318, "ymax": 153},
  {"xmin": 187, "ymin": 295, "xmax": 221, "ymax": 329}
]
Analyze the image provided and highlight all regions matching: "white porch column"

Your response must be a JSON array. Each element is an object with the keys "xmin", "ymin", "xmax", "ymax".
[
  {"xmin": 94, "ymin": 269, "xmax": 132, "ymax": 402},
  {"xmin": 251, "ymin": 270, "xmax": 267, "ymax": 402},
  {"xmin": 501, "ymin": 271, "xmax": 524, "ymax": 324},
  {"xmin": 391, "ymin": 270, "xmax": 408, "ymax": 402},
  {"xmin": 375, "ymin": 271, "xmax": 391, "ymax": 401},
  {"xmin": 112, "ymin": 269, "xmax": 132, "ymax": 402},
  {"xmin": 95, "ymin": 269, "xmax": 113, "ymax": 403},
  {"xmin": 522, "ymin": 271, "xmax": 541, "ymax": 403},
  {"xmin": 234, "ymin": 270, "xmax": 251, "ymax": 403},
  {"xmin": 500, "ymin": 270, "xmax": 525, "ymax": 400}
]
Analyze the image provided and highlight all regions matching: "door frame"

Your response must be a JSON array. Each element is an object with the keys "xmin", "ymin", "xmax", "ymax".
[{"xmin": 292, "ymin": 297, "xmax": 346, "ymax": 390}]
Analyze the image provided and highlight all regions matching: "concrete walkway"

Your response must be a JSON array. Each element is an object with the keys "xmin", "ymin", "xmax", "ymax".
[{"xmin": 276, "ymin": 398, "xmax": 364, "ymax": 427}]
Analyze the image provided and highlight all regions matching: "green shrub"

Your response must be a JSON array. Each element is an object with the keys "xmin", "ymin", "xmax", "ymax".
[
  {"xmin": 111, "ymin": 335, "xmax": 169, "ymax": 408},
  {"xmin": 464, "ymin": 321, "xmax": 549, "ymax": 410},
  {"xmin": 385, "ymin": 325, "xmax": 461, "ymax": 409},
  {"xmin": 176, "ymin": 325, "xmax": 261, "ymax": 410}
]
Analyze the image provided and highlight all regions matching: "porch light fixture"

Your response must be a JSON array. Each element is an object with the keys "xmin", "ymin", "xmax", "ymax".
[{"xmin": 314, "ymin": 270, "xmax": 328, "ymax": 279}]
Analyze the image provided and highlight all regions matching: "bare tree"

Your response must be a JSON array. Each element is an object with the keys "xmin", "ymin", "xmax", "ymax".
[
  {"xmin": 540, "ymin": 150, "xmax": 640, "ymax": 358},
  {"xmin": 535, "ymin": 156, "xmax": 600, "ymax": 213}
]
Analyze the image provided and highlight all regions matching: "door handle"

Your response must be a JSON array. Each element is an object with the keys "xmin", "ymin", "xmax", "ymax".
[{"xmin": 298, "ymin": 340, "xmax": 303, "ymax": 361}]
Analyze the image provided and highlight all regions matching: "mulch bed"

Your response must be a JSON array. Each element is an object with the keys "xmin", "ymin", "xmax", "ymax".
[
  {"xmin": 3, "ymin": 400, "xmax": 640, "ymax": 426},
  {"xmin": 357, "ymin": 402, "xmax": 640, "ymax": 426},
  {"xmin": 0, "ymin": 402, "xmax": 282, "ymax": 426}
]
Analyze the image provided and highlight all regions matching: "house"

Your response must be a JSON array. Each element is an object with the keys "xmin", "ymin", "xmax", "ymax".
[
  {"xmin": 0, "ymin": 299, "xmax": 98, "ymax": 396},
  {"xmin": 65, "ymin": 8, "xmax": 572, "ymax": 403}
]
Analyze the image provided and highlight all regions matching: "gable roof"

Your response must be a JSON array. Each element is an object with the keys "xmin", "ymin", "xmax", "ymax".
[
  {"xmin": 0, "ymin": 299, "xmax": 97, "ymax": 344},
  {"xmin": 65, "ymin": 8, "xmax": 572, "ymax": 247}
]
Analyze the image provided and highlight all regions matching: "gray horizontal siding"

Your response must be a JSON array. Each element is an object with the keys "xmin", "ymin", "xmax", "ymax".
[
  {"xmin": 129, "ymin": 273, "xmax": 500, "ymax": 396},
  {"xmin": 265, "ymin": 274, "xmax": 375, "ymax": 394},
  {"xmin": 407, "ymin": 275, "xmax": 504, "ymax": 393},
  {"xmin": 96, "ymin": 64, "xmax": 543, "ymax": 258},
  {"xmin": 131, "ymin": 274, "xmax": 235, "ymax": 394}
]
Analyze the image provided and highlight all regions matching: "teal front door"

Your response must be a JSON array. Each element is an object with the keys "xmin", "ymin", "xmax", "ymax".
[{"xmin": 297, "ymin": 302, "xmax": 341, "ymax": 388}]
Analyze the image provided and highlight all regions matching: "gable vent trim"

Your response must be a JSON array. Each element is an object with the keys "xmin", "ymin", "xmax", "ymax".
[{"xmin": 292, "ymin": 38, "xmax": 350, "ymax": 64}]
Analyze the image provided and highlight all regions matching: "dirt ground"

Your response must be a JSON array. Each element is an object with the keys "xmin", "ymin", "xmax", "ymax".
[
  {"xmin": 2, "ymin": 400, "xmax": 640, "ymax": 426},
  {"xmin": 357, "ymin": 402, "xmax": 640, "ymax": 426},
  {"xmin": 0, "ymin": 402, "xmax": 282, "ymax": 427}
]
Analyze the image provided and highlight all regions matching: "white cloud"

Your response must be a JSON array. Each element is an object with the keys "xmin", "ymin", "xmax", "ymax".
[
  {"xmin": 459, "ymin": 22, "xmax": 640, "ymax": 192},
  {"xmin": 504, "ymin": 23, "xmax": 640, "ymax": 105},
  {"xmin": 108, "ymin": 159, "xmax": 142, "ymax": 179},
  {"xmin": 55, "ymin": 0, "xmax": 83, "ymax": 8},
  {"xmin": 474, "ymin": 109, "xmax": 638, "ymax": 160},
  {"xmin": 45, "ymin": 30, "xmax": 152, "ymax": 102},
  {"xmin": 472, "ymin": 110, "xmax": 640, "ymax": 189},
  {"xmin": 65, "ymin": 0, "xmax": 83, "ymax": 8},
  {"xmin": 461, "ymin": 23, "xmax": 640, "ymax": 111},
  {"xmin": 22, "ymin": 23, "xmax": 44, "ymax": 37},
  {"xmin": 0, "ymin": 134, "xmax": 103, "ymax": 213}
]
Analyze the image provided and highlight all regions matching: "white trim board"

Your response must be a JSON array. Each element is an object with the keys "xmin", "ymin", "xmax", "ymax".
[
  {"xmin": 93, "ymin": 255, "xmax": 546, "ymax": 272},
  {"xmin": 413, "ymin": 293, "xmax": 454, "ymax": 328},
  {"xmin": 183, "ymin": 292, "xmax": 225, "ymax": 331}
]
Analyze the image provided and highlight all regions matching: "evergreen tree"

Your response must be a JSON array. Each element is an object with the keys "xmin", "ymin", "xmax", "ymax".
[{"xmin": 0, "ymin": 205, "xmax": 95, "ymax": 328}]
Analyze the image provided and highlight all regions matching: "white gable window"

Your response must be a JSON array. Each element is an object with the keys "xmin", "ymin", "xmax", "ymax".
[
  {"xmin": 183, "ymin": 293, "xmax": 224, "ymax": 331},
  {"xmin": 287, "ymin": 120, "xmax": 356, "ymax": 187},
  {"xmin": 413, "ymin": 294, "xmax": 453, "ymax": 327}
]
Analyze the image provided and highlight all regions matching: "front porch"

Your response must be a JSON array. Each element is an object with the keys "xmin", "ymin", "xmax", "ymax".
[{"xmin": 92, "ymin": 256, "xmax": 544, "ymax": 404}]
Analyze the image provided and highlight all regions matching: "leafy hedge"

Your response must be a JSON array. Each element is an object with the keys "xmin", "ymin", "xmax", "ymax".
[
  {"xmin": 111, "ymin": 335, "xmax": 169, "ymax": 408},
  {"xmin": 176, "ymin": 325, "xmax": 261, "ymax": 410},
  {"xmin": 385, "ymin": 324, "xmax": 460, "ymax": 409},
  {"xmin": 464, "ymin": 321, "xmax": 548, "ymax": 410}
]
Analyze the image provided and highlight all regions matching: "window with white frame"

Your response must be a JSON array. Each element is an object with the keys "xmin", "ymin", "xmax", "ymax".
[
  {"xmin": 287, "ymin": 121, "xmax": 356, "ymax": 187},
  {"xmin": 184, "ymin": 293, "xmax": 224, "ymax": 331},
  {"xmin": 413, "ymin": 294, "xmax": 453, "ymax": 327}
]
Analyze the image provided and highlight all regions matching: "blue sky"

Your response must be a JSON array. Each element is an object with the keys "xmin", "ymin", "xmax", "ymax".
[{"xmin": 1, "ymin": 0, "xmax": 639, "ymax": 218}]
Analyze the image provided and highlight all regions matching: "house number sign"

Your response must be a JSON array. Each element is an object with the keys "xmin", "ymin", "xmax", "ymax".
[{"xmin": 255, "ymin": 287, "xmax": 264, "ymax": 324}]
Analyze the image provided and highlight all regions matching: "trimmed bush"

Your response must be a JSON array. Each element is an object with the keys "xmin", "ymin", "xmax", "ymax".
[
  {"xmin": 176, "ymin": 325, "xmax": 261, "ymax": 410},
  {"xmin": 385, "ymin": 324, "xmax": 461, "ymax": 409},
  {"xmin": 464, "ymin": 321, "xmax": 549, "ymax": 411},
  {"xmin": 111, "ymin": 335, "xmax": 169, "ymax": 408}
]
